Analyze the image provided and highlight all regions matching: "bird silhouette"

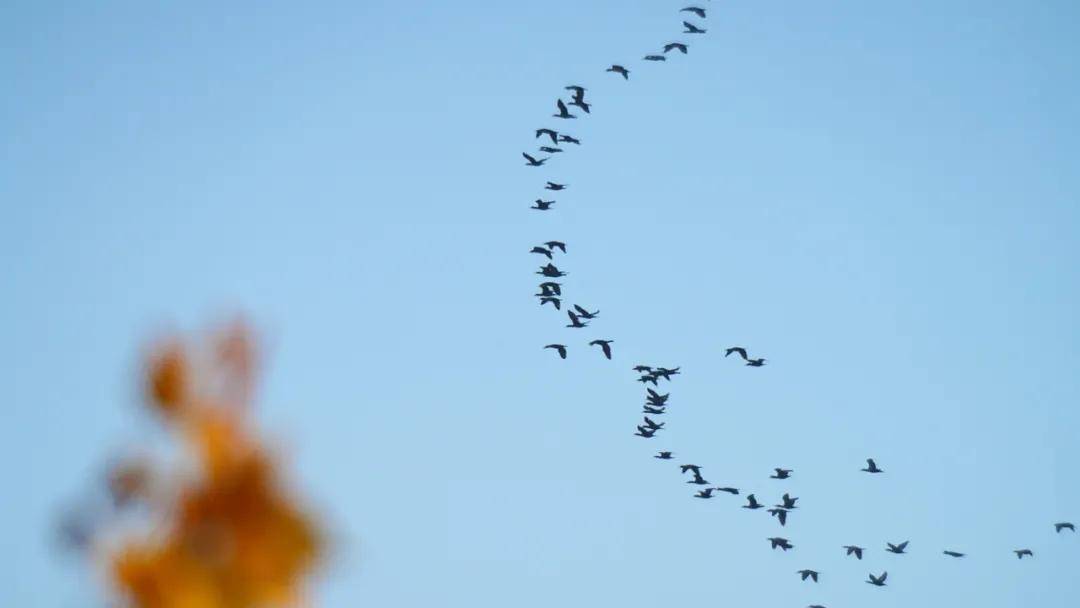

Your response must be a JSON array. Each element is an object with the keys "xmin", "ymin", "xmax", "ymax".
[
  {"xmin": 1055, "ymin": 522, "xmax": 1075, "ymax": 533},
  {"xmin": 635, "ymin": 426, "xmax": 657, "ymax": 438},
  {"xmin": 768, "ymin": 508, "xmax": 790, "ymax": 526},
  {"xmin": 654, "ymin": 367, "xmax": 681, "ymax": 380},
  {"xmin": 683, "ymin": 21, "xmax": 706, "ymax": 34},
  {"xmin": 886, "ymin": 541, "xmax": 909, "ymax": 554},
  {"xmin": 606, "ymin": 64, "xmax": 630, "ymax": 79},
  {"xmin": 654, "ymin": 451, "xmax": 673, "ymax": 460},
  {"xmin": 777, "ymin": 493, "xmax": 799, "ymax": 509},
  {"xmin": 681, "ymin": 6, "xmax": 707, "ymax": 18},
  {"xmin": 569, "ymin": 89, "xmax": 590, "ymax": 114},
  {"xmin": 768, "ymin": 537, "xmax": 794, "ymax": 551},
  {"xmin": 664, "ymin": 42, "xmax": 688, "ymax": 54},
  {"xmin": 725, "ymin": 346, "xmax": 749, "ymax": 360},
  {"xmin": 538, "ymin": 296, "xmax": 561, "ymax": 310},
  {"xmin": 538, "ymin": 146, "xmax": 563, "ymax": 154},
  {"xmin": 843, "ymin": 545, "xmax": 865, "ymax": 560},
  {"xmin": 532, "ymin": 199, "xmax": 555, "ymax": 211},
  {"xmin": 771, "ymin": 468, "xmax": 793, "ymax": 480},
  {"xmin": 637, "ymin": 374, "xmax": 659, "ymax": 386},
  {"xmin": 538, "ymin": 281, "xmax": 562, "ymax": 296},
  {"xmin": 1014, "ymin": 549, "xmax": 1034, "ymax": 559},
  {"xmin": 544, "ymin": 240, "xmax": 567, "ymax": 253},
  {"xmin": 535, "ymin": 128, "xmax": 559, "ymax": 145},
  {"xmin": 867, "ymin": 571, "xmax": 887, "ymax": 586},
  {"xmin": 681, "ymin": 465, "xmax": 708, "ymax": 485},
  {"xmin": 715, "ymin": 487, "xmax": 740, "ymax": 495},
  {"xmin": 558, "ymin": 134, "xmax": 581, "ymax": 145},
  {"xmin": 566, "ymin": 311, "xmax": 588, "ymax": 328},
  {"xmin": 564, "ymin": 85, "xmax": 586, "ymax": 96},
  {"xmin": 573, "ymin": 305, "xmax": 599, "ymax": 319},
  {"xmin": 743, "ymin": 494, "xmax": 764, "ymax": 509},
  {"xmin": 797, "ymin": 570, "xmax": 819, "ymax": 583},
  {"xmin": 544, "ymin": 344, "xmax": 567, "ymax": 359},
  {"xmin": 633, "ymin": 365, "xmax": 653, "ymax": 373},
  {"xmin": 537, "ymin": 263, "xmax": 566, "ymax": 277},
  {"xmin": 746, "ymin": 358, "xmax": 767, "ymax": 367},
  {"xmin": 545, "ymin": 181, "xmax": 567, "ymax": 191},
  {"xmin": 553, "ymin": 99, "xmax": 576, "ymax": 119},
  {"xmin": 644, "ymin": 55, "xmax": 666, "ymax": 62},
  {"xmin": 695, "ymin": 488, "xmax": 715, "ymax": 499},
  {"xmin": 530, "ymin": 246, "xmax": 553, "ymax": 259},
  {"xmin": 943, "ymin": 550, "xmax": 965, "ymax": 558},
  {"xmin": 590, "ymin": 339, "xmax": 614, "ymax": 359},
  {"xmin": 646, "ymin": 389, "xmax": 669, "ymax": 405},
  {"xmin": 862, "ymin": 458, "xmax": 883, "ymax": 474},
  {"xmin": 522, "ymin": 152, "xmax": 547, "ymax": 167},
  {"xmin": 642, "ymin": 405, "xmax": 665, "ymax": 415},
  {"xmin": 642, "ymin": 416, "xmax": 664, "ymax": 431}
]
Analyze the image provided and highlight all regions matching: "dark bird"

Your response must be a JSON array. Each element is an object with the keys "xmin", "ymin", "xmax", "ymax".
[
  {"xmin": 746, "ymin": 358, "xmax": 767, "ymax": 367},
  {"xmin": 654, "ymin": 367, "xmax": 681, "ymax": 380},
  {"xmin": 523, "ymin": 152, "xmax": 548, "ymax": 167},
  {"xmin": 715, "ymin": 487, "xmax": 740, "ymax": 495},
  {"xmin": 1014, "ymin": 549, "xmax": 1034, "ymax": 559},
  {"xmin": 590, "ymin": 339, "xmax": 614, "ymax": 359},
  {"xmin": 681, "ymin": 6, "xmax": 707, "ymax": 18},
  {"xmin": 633, "ymin": 365, "xmax": 653, "ymax": 373},
  {"xmin": 743, "ymin": 494, "xmax": 764, "ymax": 510},
  {"xmin": 843, "ymin": 545, "xmax": 865, "ymax": 560},
  {"xmin": 771, "ymin": 468, "xmax": 793, "ymax": 480},
  {"xmin": 646, "ymin": 389, "xmax": 670, "ymax": 405},
  {"xmin": 565, "ymin": 85, "xmax": 586, "ymax": 96},
  {"xmin": 797, "ymin": 570, "xmax": 819, "ymax": 583},
  {"xmin": 885, "ymin": 541, "xmax": 909, "ymax": 555},
  {"xmin": 532, "ymin": 199, "xmax": 555, "ymax": 211},
  {"xmin": 943, "ymin": 551, "xmax": 965, "ymax": 558},
  {"xmin": 664, "ymin": 42, "xmax": 689, "ymax": 54},
  {"xmin": 695, "ymin": 488, "xmax": 715, "ymax": 499},
  {"xmin": 642, "ymin": 406, "xmax": 666, "ymax": 415},
  {"xmin": 777, "ymin": 493, "xmax": 798, "ymax": 509},
  {"xmin": 553, "ymin": 99, "xmax": 576, "ymax": 119},
  {"xmin": 1055, "ymin": 522, "xmax": 1075, "ymax": 533},
  {"xmin": 537, "ymin": 263, "xmax": 566, "ymax": 277},
  {"xmin": 862, "ymin": 458, "xmax": 884, "ymax": 474},
  {"xmin": 538, "ymin": 281, "xmax": 562, "ymax": 296},
  {"xmin": 535, "ymin": 128, "xmax": 559, "ymax": 145},
  {"xmin": 683, "ymin": 21, "xmax": 706, "ymax": 34},
  {"xmin": 544, "ymin": 344, "xmax": 567, "ymax": 359},
  {"xmin": 637, "ymin": 374, "xmax": 659, "ymax": 386},
  {"xmin": 644, "ymin": 54, "xmax": 666, "ymax": 62},
  {"xmin": 725, "ymin": 346, "xmax": 749, "ymax": 360},
  {"xmin": 566, "ymin": 311, "xmax": 589, "ymax": 328},
  {"xmin": 867, "ymin": 572, "xmax": 887, "ymax": 587},
  {"xmin": 635, "ymin": 426, "xmax": 657, "ymax": 438},
  {"xmin": 768, "ymin": 508, "xmax": 790, "ymax": 526},
  {"xmin": 573, "ymin": 304, "xmax": 599, "ymax": 319},
  {"xmin": 539, "ymin": 146, "xmax": 563, "ymax": 154},
  {"xmin": 768, "ymin": 537, "xmax": 794, "ymax": 551},
  {"xmin": 544, "ymin": 240, "xmax": 566, "ymax": 253},
  {"xmin": 569, "ymin": 89, "xmax": 591, "ymax": 114},
  {"xmin": 606, "ymin": 64, "xmax": 630, "ymax": 80},
  {"xmin": 654, "ymin": 451, "xmax": 673, "ymax": 460},
  {"xmin": 680, "ymin": 464, "xmax": 702, "ymax": 475},
  {"xmin": 558, "ymin": 134, "xmax": 581, "ymax": 145},
  {"xmin": 530, "ymin": 246, "xmax": 553, "ymax": 259},
  {"xmin": 642, "ymin": 416, "xmax": 664, "ymax": 431},
  {"xmin": 681, "ymin": 465, "xmax": 708, "ymax": 485},
  {"xmin": 539, "ymin": 296, "xmax": 561, "ymax": 310},
  {"xmin": 545, "ymin": 182, "xmax": 567, "ymax": 191}
]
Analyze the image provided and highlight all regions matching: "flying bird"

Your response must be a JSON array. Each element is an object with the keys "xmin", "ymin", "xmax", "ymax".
[
  {"xmin": 573, "ymin": 305, "xmax": 599, "ymax": 319},
  {"xmin": 843, "ymin": 545, "xmax": 865, "ymax": 560},
  {"xmin": 568, "ymin": 89, "xmax": 591, "ymax": 114},
  {"xmin": 768, "ymin": 508, "xmax": 790, "ymax": 526},
  {"xmin": 1014, "ymin": 549, "xmax": 1034, "ymax": 559},
  {"xmin": 654, "ymin": 367, "xmax": 681, "ymax": 380},
  {"xmin": 538, "ymin": 281, "xmax": 562, "ymax": 295},
  {"xmin": 743, "ymin": 494, "xmax": 764, "ymax": 510},
  {"xmin": 777, "ymin": 493, "xmax": 798, "ymax": 509},
  {"xmin": 544, "ymin": 344, "xmax": 567, "ymax": 359},
  {"xmin": 553, "ymin": 99, "xmax": 576, "ymax": 119},
  {"xmin": 642, "ymin": 416, "xmax": 664, "ymax": 431},
  {"xmin": 545, "ymin": 182, "xmax": 567, "ymax": 191},
  {"xmin": 664, "ymin": 42, "xmax": 688, "ymax": 54},
  {"xmin": 683, "ymin": 21, "xmax": 706, "ymax": 34},
  {"xmin": 886, "ymin": 541, "xmax": 909, "ymax": 555},
  {"xmin": 564, "ymin": 85, "xmax": 586, "ymax": 96},
  {"xmin": 544, "ymin": 240, "xmax": 567, "ymax": 253},
  {"xmin": 606, "ymin": 64, "xmax": 630, "ymax": 79},
  {"xmin": 633, "ymin": 365, "xmax": 653, "ymax": 373},
  {"xmin": 768, "ymin": 537, "xmax": 794, "ymax": 551},
  {"xmin": 531, "ymin": 199, "xmax": 555, "ymax": 211},
  {"xmin": 867, "ymin": 572, "xmax": 887, "ymax": 587},
  {"xmin": 642, "ymin": 405, "xmax": 665, "ymax": 415},
  {"xmin": 1055, "ymin": 522, "xmax": 1075, "ymax": 533},
  {"xmin": 539, "ymin": 296, "xmax": 561, "ymax": 310},
  {"xmin": 725, "ymin": 346, "xmax": 748, "ymax": 360},
  {"xmin": 644, "ymin": 55, "xmax": 666, "ymax": 62},
  {"xmin": 682, "ymin": 465, "xmax": 708, "ymax": 485},
  {"xmin": 862, "ymin": 458, "xmax": 884, "ymax": 474},
  {"xmin": 637, "ymin": 374, "xmax": 659, "ymax": 386},
  {"xmin": 558, "ymin": 134, "xmax": 581, "ymax": 145},
  {"xmin": 646, "ymin": 389, "xmax": 669, "ymax": 405},
  {"xmin": 535, "ymin": 128, "xmax": 559, "ymax": 145},
  {"xmin": 566, "ymin": 311, "xmax": 589, "ymax": 328},
  {"xmin": 943, "ymin": 550, "xmax": 965, "ymax": 558},
  {"xmin": 635, "ymin": 426, "xmax": 657, "ymax": 438},
  {"xmin": 695, "ymin": 488, "xmax": 715, "ymax": 499},
  {"xmin": 590, "ymin": 339, "xmax": 614, "ymax": 359},
  {"xmin": 797, "ymin": 570, "xmax": 819, "ymax": 583},
  {"xmin": 536, "ymin": 263, "xmax": 566, "ymax": 277},
  {"xmin": 539, "ymin": 146, "xmax": 563, "ymax": 154},
  {"xmin": 715, "ymin": 487, "xmax": 740, "ymax": 495},
  {"xmin": 655, "ymin": 451, "xmax": 673, "ymax": 460},
  {"xmin": 522, "ymin": 152, "xmax": 547, "ymax": 167},
  {"xmin": 746, "ymin": 358, "xmax": 767, "ymax": 367},
  {"xmin": 681, "ymin": 7, "xmax": 707, "ymax": 18},
  {"xmin": 771, "ymin": 468, "xmax": 793, "ymax": 480},
  {"xmin": 530, "ymin": 245, "xmax": 552, "ymax": 259}
]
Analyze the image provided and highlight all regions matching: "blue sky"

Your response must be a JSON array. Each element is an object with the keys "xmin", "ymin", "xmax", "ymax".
[{"xmin": 2, "ymin": 1, "xmax": 1079, "ymax": 606}]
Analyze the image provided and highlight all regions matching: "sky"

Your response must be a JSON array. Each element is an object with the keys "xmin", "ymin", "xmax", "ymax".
[{"xmin": 2, "ymin": 1, "xmax": 1080, "ymax": 606}]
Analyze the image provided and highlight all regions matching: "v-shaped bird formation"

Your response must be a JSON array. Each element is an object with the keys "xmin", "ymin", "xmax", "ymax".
[{"xmin": 525, "ymin": 5, "xmax": 1074, "ymax": 606}]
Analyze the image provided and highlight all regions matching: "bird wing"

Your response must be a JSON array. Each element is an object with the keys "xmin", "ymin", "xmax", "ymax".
[
  {"xmin": 556, "ymin": 99, "xmax": 568, "ymax": 114},
  {"xmin": 867, "ymin": 458, "xmax": 876, "ymax": 469},
  {"xmin": 898, "ymin": 541, "xmax": 909, "ymax": 551}
]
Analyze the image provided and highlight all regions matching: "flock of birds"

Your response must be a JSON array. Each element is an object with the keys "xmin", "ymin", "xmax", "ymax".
[{"xmin": 523, "ymin": 5, "xmax": 1074, "ymax": 606}]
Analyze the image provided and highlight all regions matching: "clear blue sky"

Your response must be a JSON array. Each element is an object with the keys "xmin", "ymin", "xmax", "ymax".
[{"xmin": 2, "ymin": 1, "xmax": 1079, "ymax": 606}]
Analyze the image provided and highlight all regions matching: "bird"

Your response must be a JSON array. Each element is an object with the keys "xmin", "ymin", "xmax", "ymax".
[
  {"xmin": 545, "ymin": 182, "xmax": 567, "ymax": 191},
  {"xmin": 683, "ymin": 21, "xmax": 706, "ymax": 34},
  {"xmin": 642, "ymin": 406, "xmax": 665, "ymax": 415},
  {"xmin": 943, "ymin": 550, "xmax": 965, "ymax": 558},
  {"xmin": 646, "ymin": 389, "xmax": 669, "ymax": 405},
  {"xmin": 606, "ymin": 64, "xmax": 630, "ymax": 79},
  {"xmin": 553, "ymin": 99, "xmax": 576, "ymax": 119},
  {"xmin": 535, "ymin": 128, "xmax": 559, "ymax": 145},
  {"xmin": 797, "ymin": 570, "xmax": 819, "ymax": 583},
  {"xmin": 655, "ymin": 451, "xmax": 673, "ymax": 460},
  {"xmin": 862, "ymin": 458, "xmax": 883, "ymax": 474},
  {"xmin": 776, "ymin": 493, "xmax": 798, "ymax": 509},
  {"xmin": 531, "ymin": 199, "xmax": 555, "ymax": 211},
  {"xmin": 642, "ymin": 416, "xmax": 664, "ymax": 431},
  {"xmin": 558, "ymin": 134, "xmax": 581, "ymax": 145},
  {"xmin": 867, "ymin": 572, "xmax": 887, "ymax": 586},
  {"xmin": 681, "ymin": 6, "xmax": 707, "ymax": 18},
  {"xmin": 768, "ymin": 537, "xmax": 794, "ymax": 551},
  {"xmin": 568, "ymin": 89, "xmax": 591, "ymax": 114},
  {"xmin": 743, "ymin": 494, "xmax": 764, "ymax": 510},
  {"xmin": 681, "ymin": 465, "xmax": 708, "ymax": 485},
  {"xmin": 843, "ymin": 545, "xmax": 865, "ymax": 560},
  {"xmin": 544, "ymin": 344, "xmax": 567, "ymax": 359},
  {"xmin": 885, "ymin": 541, "xmax": 909, "ymax": 554},
  {"xmin": 771, "ymin": 468, "xmax": 793, "ymax": 480},
  {"xmin": 566, "ymin": 311, "xmax": 588, "ymax": 328},
  {"xmin": 537, "ymin": 281, "xmax": 561, "ymax": 296},
  {"xmin": 695, "ymin": 488, "xmax": 715, "ymax": 499},
  {"xmin": 1014, "ymin": 549, "xmax": 1034, "ymax": 559},
  {"xmin": 715, "ymin": 487, "xmax": 740, "ymax": 495},
  {"xmin": 654, "ymin": 367, "xmax": 681, "ymax": 380},
  {"xmin": 538, "ymin": 296, "xmax": 561, "ymax": 310},
  {"xmin": 635, "ymin": 426, "xmax": 657, "ymax": 438},
  {"xmin": 522, "ymin": 152, "xmax": 547, "ymax": 167},
  {"xmin": 573, "ymin": 305, "xmax": 599, "ymax": 319},
  {"xmin": 564, "ymin": 85, "xmax": 586, "ymax": 96},
  {"xmin": 537, "ymin": 263, "xmax": 566, "ymax": 277},
  {"xmin": 633, "ymin": 365, "xmax": 653, "ymax": 373},
  {"xmin": 643, "ymin": 55, "xmax": 666, "ymax": 62},
  {"xmin": 768, "ymin": 508, "xmax": 790, "ymax": 526},
  {"xmin": 539, "ymin": 146, "xmax": 563, "ymax": 154},
  {"xmin": 746, "ymin": 358, "xmax": 767, "ymax": 367},
  {"xmin": 590, "ymin": 339, "xmax": 613, "ymax": 359},
  {"xmin": 1055, "ymin": 522, "xmax": 1075, "ymax": 533},
  {"xmin": 725, "ymin": 346, "xmax": 749, "ymax": 360},
  {"xmin": 530, "ymin": 245, "xmax": 553, "ymax": 259},
  {"xmin": 544, "ymin": 240, "xmax": 567, "ymax": 253},
  {"xmin": 637, "ymin": 374, "xmax": 659, "ymax": 386},
  {"xmin": 664, "ymin": 42, "xmax": 688, "ymax": 54}
]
